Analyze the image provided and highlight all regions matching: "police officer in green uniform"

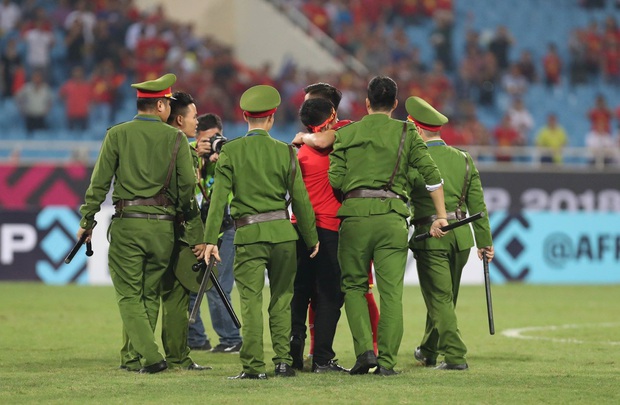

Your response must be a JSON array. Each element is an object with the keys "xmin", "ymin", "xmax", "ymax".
[
  {"xmin": 159, "ymin": 91, "xmax": 210, "ymax": 370},
  {"xmin": 203, "ymin": 85, "xmax": 319, "ymax": 380},
  {"xmin": 329, "ymin": 76, "xmax": 448, "ymax": 376},
  {"xmin": 77, "ymin": 74, "xmax": 204, "ymax": 374},
  {"xmin": 406, "ymin": 96, "xmax": 494, "ymax": 371}
]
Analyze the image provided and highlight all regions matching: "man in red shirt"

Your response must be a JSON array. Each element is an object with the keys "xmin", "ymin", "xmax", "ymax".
[
  {"xmin": 59, "ymin": 66, "xmax": 93, "ymax": 131},
  {"xmin": 290, "ymin": 83, "xmax": 379, "ymax": 372}
]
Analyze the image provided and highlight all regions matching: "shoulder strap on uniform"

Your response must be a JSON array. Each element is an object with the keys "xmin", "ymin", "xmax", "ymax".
[
  {"xmin": 455, "ymin": 151, "xmax": 470, "ymax": 217},
  {"xmin": 384, "ymin": 121, "xmax": 408, "ymax": 191},
  {"xmin": 286, "ymin": 144, "xmax": 296, "ymax": 208},
  {"xmin": 159, "ymin": 130, "xmax": 184, "ymax": 199}
]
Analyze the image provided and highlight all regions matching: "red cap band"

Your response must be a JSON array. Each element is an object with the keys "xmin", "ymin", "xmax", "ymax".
[
  {"xmin": 243, "ymin": 108, "xmax": 277, "ymax": 118},
  {"xmin": 307, "ymin": 109, "xmax": 336, "ymax": 133},
  {"xmin": 407, "ymin": 115, "xmax": 442, "ymax": 132},
  {"xmin": 136, "ymin": 87, "xmax": 173, "ymax": 98}
]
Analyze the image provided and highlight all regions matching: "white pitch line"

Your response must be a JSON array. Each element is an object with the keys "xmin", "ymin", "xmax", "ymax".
[{"xmin": 501, "ymin": 323, "xmax": 620, "ymax": 345}]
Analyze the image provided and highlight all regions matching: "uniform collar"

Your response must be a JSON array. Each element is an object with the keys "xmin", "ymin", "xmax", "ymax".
[
  {"xmin": 426, "ymin": 139, "xmax": 446, "ymax": 147},
  {"xmin": 134, "ymin": 114, "xmax": 163, "ymax": 122},
  {"xmin": 245, "ymin": 128, "xmax": 270, "ymax": 137},
  {"xmin": 361, "ymin": 113, "xmax": 391, "ymax": 123}
]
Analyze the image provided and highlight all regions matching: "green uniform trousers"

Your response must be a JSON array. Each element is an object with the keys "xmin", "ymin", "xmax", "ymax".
[
  {"xmin": 413, "ymin": 233, "xmax": 469, "ymax": 365},
  {"xmin": 160, "ymin": 245, "xmax": 193, "ymax": 369},
  {"xmin": 338, "ymin": 213, "xmax": 409, "ymax": 369},
  {"xmin": 234, "ymin": 241, "xmax": 296, "ymax": 374},
  {"xmin": 108, "ymin": 217, "xmax": 174, "ymax": 369}
]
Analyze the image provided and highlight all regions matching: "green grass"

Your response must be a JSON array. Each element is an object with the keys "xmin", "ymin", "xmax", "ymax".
[{"xmin": 0, "ymin": 282, "xmax": 618, "ymax": 404}]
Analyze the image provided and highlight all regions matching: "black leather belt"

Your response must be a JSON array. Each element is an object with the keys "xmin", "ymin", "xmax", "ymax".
[
  {"xmin": 234, "ymin": 210, "xmax": 289, "ymax": 229},
  {"xmin": 411, "ymin": 211, "xmax": 466, "ymax": 227},
  {"xmin": 115, "ymin": 195, "xmax": 172, "ymax": 211},
  {"xmin": 112, "ymin": 212, "xmax": 176, "ymax": 221},
  {"xmin": 344, "ymin": 188, "xmax": 407, "ymax": 202}
]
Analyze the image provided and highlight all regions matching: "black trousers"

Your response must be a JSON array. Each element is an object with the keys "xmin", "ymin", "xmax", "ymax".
[{"xmin": 290, "ymin": 226, "xmax": 344, "ymax": 365}]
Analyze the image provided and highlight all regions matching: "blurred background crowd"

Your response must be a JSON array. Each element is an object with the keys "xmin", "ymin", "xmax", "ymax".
[{"xmin": 1, "ymin": 0, "xmax": 620, "ymax": 165}]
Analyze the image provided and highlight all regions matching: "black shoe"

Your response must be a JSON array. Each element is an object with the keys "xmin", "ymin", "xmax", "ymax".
[
  {"xmin": 435, "ymin": 361, "xmax": 469, "ymax": 371},
  {"xmin": 211, "ymin": 342, "xmax": 242, "ymax": 353},
  {"xmin": 274, "ymin": 362, "xmax": 296, "ymax": 377},
  {"xmin": 374, "ymin": 365, "xmax": 399, "ymax": 376},
  {"xmin": 228, "ymin": 371, "xmax": 268, "ymax": 380},
  {"xmin": 414, "ymin": 347, "xmax": 436, "ymax": 367},
  {"xmin": 312, "ymin": 359, "xmax": 350, "ymax": 373},
  {"xmin": 119, "ymin": 365, "xmax": 139, "ymax": 372},
  {"xmin": 349, "ymin": 350, "xmax": 378, "ymax": 375},
  {"xmin": 289, "ymin": 336, "xmax": 305, "ymax": 370},
  {"xmin": 189, "ymin": 341, "xmax": 212, "ymax": 351},
  {"xmin": 185, "ymin": 363, "xmax": 212, "ymax": 371},
  {"xmin": 139, "ymin": 360, "xmax": 168, "ymax": 374}
]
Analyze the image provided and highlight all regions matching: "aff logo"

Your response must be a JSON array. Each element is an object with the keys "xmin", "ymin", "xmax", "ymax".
[
  {"xmin": 0, "ymin": 208, "xmax": 87, "ymax": 284},
  {"xmin": 1, "ymin": 224, "xmax": 37, "ymax": 264},
  {"xmin": 36, "ymin": 207, "xmax": 88, "ymax": 284},
  {"xmin": 544, "ymin": 232, "xmax": 620, "ymax": 268}
]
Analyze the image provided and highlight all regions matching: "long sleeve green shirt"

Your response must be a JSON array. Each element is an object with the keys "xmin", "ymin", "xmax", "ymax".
[
  {"xmin": 329, "ymin": 113, "xmax": 442, "ymax": 218},
  {"xmin": 204, "ymin": 129, "xmax": 318, "ymax": 248},
  {"xmin": 409, "ymin": 140, "xmax": 493, "ymax": 251},
  {"xmin": 79, "ymin": 114, "xmax": 204, "ymax": 245}
]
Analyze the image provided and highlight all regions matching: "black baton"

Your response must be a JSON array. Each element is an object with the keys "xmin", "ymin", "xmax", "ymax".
[
  {"xmin": 483, "ymin": 251, "xmax": 495, "ymax": 335},
  {"xmin": 413, "ymin": 211, "xmax": 485, "ymax": 241},
  {"xmin": 209, "ymin": 269, "xmax": 241, "ymax": 329},
  {"xmin": 189, "ymin": 257, "xmax": 215, "ymax": 325},
  {"xmin": 65, "ymin": 233, "xmax": 94, "ymax": 263}
]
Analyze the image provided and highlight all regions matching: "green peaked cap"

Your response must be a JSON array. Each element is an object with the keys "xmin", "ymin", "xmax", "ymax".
[
  {"xmin": 131, "ymin": 73, "xmax": 177, "ymax": 98},
  {"xmin": 240, "ymin": 85, "xmax": 281, "ymax": 116},
  {"xmin": 405, "ymin": 96, "xmax": 448, "ymax": 128}
]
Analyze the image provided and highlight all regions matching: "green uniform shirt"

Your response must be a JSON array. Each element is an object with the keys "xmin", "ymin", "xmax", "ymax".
[
  {"xmin": 409, "ymin": 140, "xmax": 492, "ymax": 250},
  {"xmin": 329, "ymin": 114, "xmax": 442, "ymax": 218},
  {"xmin": 79, "ymin": 114, "xmax": 204, "ymax": 245},
  {"xmin": 204, "ymin": 129, "xmax": 318, "ymax": 247}
]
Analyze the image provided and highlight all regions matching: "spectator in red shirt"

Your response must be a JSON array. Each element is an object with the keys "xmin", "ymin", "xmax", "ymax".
[
  {"xmin": 588, "ymin": 94, "xmax": 613, "ymax": 133},
  {"xmin": 542, "ymin": 42, "xmax": 562, "ymax": 87},
  {"xmin": 59, "ymin": 66, "xmax": 93, "ymax": 131},
  {"xmin": 493, "ymin": 113, "xmax": 523, "ymax": 161}
]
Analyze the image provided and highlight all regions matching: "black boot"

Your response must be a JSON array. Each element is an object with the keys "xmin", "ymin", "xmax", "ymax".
[{"xmin": 289, "ymin": 336, "xmax": 305, "ymax": 370}]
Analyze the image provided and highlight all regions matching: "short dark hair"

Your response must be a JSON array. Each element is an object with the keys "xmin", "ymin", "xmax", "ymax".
[
  {"xmin": 167, "ymin": 92, "xmax": 195, "ymax": 125},
  {"xmin": 304, "ymin": 82, "xmax": 342, "ymax": 111},
  {"xmin": 299, "ymin": 98, "xmax": 334, "ymax": 132},
  {"xmin": 136, "ymin": 97, "xmax": 167, "ymax": 112},
  {"xmin": 367, "ymin": 76, "xmax": 397, "ymax": 112},
  {"xmin": 197, "ymin": 113, "xmax": 223, "ymax": 131}
]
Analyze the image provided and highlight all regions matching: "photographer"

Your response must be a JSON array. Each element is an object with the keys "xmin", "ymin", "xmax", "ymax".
[{"xmin": 188, "ymin": 113, "xmax": 242, "ymax": 353}]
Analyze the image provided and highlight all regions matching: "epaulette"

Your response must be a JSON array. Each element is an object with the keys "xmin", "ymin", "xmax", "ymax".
[{"xmin": 334, "ymin": 121, "xmax": 355, "ymax": 131}]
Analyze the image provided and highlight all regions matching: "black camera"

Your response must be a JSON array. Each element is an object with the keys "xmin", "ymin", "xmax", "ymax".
[{"xmin": 208, "ymin": 133, "xmax": 227, "ymax": 155}]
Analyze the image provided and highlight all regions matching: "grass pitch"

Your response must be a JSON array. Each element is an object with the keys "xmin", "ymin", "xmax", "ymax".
[{"xmin": 0, "ymin": 282, "xmax": 618, "ymax": 404}]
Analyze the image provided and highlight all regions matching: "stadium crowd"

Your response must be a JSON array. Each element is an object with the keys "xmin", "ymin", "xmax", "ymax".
[{"xmin": 1, "ymin": 0, "xmax": 620, "ymax": 158}]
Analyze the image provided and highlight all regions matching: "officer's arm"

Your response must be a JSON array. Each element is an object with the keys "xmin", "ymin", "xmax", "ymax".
[
  {"xmin": 177, "ymin": 140, "xmax": 205, "ymax": 246},
  {"xmin": 204, "ymin": 150, "xmax": 232, "ymax": 244},
  {"xmin": 293, "ymin": 129, "xmax": 336, "ymax": 150},
  {"xmin": 290, "ymin": 152, "xmax": 318, "ymax": 248},
  {"xmin": 465, "ymin": 153, "xmax": 493, "ymax": 248},
  {"xmin": 79, "ymin": 130, "xmax": 118, "ymax": 230},
  {"xmin": 328, "ymin": 131, "xmax": 345, "ymax": 189}
]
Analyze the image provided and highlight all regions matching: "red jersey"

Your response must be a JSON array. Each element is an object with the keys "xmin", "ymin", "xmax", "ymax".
[{"xmin": 292, "ymin": 119, "xmax": 352, "ymax": 232}]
